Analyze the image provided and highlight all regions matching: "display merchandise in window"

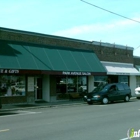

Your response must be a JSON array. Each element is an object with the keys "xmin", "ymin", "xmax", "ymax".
[
  {"xmin": 0, "ymin": 75, "xmax": 26, "ymax": 96},
  {"xmin": 55, "ymin": 76, "xmax": 87, "ymax": 100}
]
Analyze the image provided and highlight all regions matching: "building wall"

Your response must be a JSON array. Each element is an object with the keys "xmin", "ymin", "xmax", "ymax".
[
  {"xmin": 129, "ymin": 76, "xmax": 137, "ymax": 96},
  {"xmin": 27, "ymin": 77, "xmax": 35, "ymax": 103},
  {"xmin": 88, "ymin": 76, "xmax": 94, "ymax": 92},
  {"xmin": 0, "ymin": 28, "xmax": 137, "ymax": 104},
  {"xmin": 26, "ymin": 92, "xmax": 34, "ymax": 103},
  {"xmin": 0, "ymin": 29, "xmax": 133, "ymax": 64},
  {"xmin": 49, "ymin": 75, "xmax": 57, "ymax": 102},
  {"xmin": 133, "ymin": 57, "xmax": 140, "ymax": 92},
  {"xmin": 134, "ymin": 56, "xmax": 140, "ymax": 65},
  {"xmin": 95, "ymin": 46, "xmax": 133, "ymax": 63},
  {"xmin": 43, "ymin": 75, "xmax": 50, "ymax": 102},
  {"xmin": 1, "ymin": 96, "xmax": 26, "ymax": 104}
]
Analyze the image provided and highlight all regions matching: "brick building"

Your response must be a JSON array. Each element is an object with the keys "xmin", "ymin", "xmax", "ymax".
[{"xmin": 0, "ymin": 27, "xmax": 139, "ymax": 104}]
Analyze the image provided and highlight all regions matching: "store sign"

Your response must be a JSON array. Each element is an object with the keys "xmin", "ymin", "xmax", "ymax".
[
  {"xmin": 116, "ymin": 72, "xmax": 130, "ymax": 75},
  {"xmin": 62, "ymin": 71, "xmax": 91, "ymax": 76},
  {"xmin": 0, "ymin": 69, "xmax": 19, "ymax": 74}
]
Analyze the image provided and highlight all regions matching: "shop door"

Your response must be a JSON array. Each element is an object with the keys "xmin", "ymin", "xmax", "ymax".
[
  {"xmin": 35, "ymin": 78, "xmax": 42, "ymax": 100},
  {"xmin": 108, "ymin": 75, "xmax": 118, "ymax": 83}
]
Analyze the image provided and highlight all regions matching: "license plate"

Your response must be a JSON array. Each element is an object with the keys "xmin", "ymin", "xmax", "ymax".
[{"xmin": 87, "ymin": 99, "xmax": 91, "ymax": 101}]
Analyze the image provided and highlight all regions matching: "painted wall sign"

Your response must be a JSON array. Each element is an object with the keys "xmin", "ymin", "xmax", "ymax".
[
  {"xmin": 62, "ymin": 71, "xmax": 91, "ymax": 75},
  {"xmin": 0, "ymin": 69, "xmax": 19, "ymax": 74}
]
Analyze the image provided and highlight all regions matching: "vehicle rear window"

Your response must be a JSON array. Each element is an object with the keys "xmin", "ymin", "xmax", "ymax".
[
  {"xmin": 122, "ymin": 84, "xmax": 130, "ymax": 90},
  {"xmin": 117, "ymin": 84, "xmax": 124, "ymax": 90}
]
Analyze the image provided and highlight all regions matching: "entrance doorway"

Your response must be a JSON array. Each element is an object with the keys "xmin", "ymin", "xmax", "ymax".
[
  {"xmin": 35, "ymin": 77, "xmax": 42, "ymax": 100},
  {"xmin": 108, "ymin": 75, "xmax": 118, "ymax": 83}
]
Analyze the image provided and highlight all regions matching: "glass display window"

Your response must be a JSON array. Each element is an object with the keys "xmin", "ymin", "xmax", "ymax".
[
  {"xmin": 78, "ymin": 76, "xmax": 87, "ymax": 93},
  {"xmin": 0, "ymin": 75, "xmax": 26, "ymax": 96},
  {"xmin": 55, "ymin": 75, "xmax": 87, "ymax": 100},
  {"xmin": 118, "ymin": 75, "xmax": 129, "ymax": 85},
  {"xmin": 67, "ymin": 76, "xmax": 77, "ymax": 93},
  {"xmin": 56, "ymin": 76, "xmax": 67, "ymax": 94},
  {"xmin": 94, "ymin": 76, "xmax": 108, "ymax": 89}
]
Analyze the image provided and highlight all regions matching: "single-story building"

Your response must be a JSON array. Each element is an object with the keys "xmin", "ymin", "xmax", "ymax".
[{"xmin": 0, "ymin": 27, "xmax": 139, "ymax": 104}]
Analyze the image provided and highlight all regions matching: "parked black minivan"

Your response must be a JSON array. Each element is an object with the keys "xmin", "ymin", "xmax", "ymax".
[{"xmin": 84, "ymin": 83, "xmax": 131, "ymax": 105}]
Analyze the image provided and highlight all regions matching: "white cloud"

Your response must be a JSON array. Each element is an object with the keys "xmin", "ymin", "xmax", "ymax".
[
  {"xmin": 53, "ymin": 17, "xmax": 140, "ymax": 37},
  {"xmin": 53, "ymin": 16, "xmax": 140, "ymax": 57}
]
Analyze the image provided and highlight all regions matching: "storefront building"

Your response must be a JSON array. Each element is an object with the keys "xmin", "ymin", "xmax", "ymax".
[
  {"xmin": 91, "ymin": 42, "xmax": 140, "ymax": 96},
  {"xmin": 0, "ymin": 27, "xmax": 139, "ymax": 104},
  {"xmin": 0, "ymin": 28, "xmax": 107, "ymax": 104},
  {"xmin": 134, "ymin": 56, "xmax": 140, "ymax": 89}
]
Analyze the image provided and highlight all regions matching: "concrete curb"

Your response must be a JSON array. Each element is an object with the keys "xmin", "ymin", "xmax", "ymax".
[
  {"xmin": 0, "ymin": 102, "xmax": 86, "ymax": 111},
  {"xmin": 0, "ymin": 97, "xmax": 137, "ymax": 112}
]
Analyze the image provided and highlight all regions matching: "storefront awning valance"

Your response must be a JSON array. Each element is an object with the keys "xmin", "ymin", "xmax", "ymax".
[
  {"xmin": 101, "ymin": 61, "xmax": 140, "ymax": 75},
  {"xmin": 0, "ymin": 41, "xmax": 106, "ymax": 75}
]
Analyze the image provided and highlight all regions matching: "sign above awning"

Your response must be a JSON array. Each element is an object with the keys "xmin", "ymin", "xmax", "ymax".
[{"xmin": 101, "ymin": 61, "xmax": 140, "ymax": 75}]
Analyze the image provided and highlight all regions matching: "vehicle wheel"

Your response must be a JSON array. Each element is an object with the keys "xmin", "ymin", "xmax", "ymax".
[
  {"xmin": 124, "ymin": 95, "xmax": 130, "ymax": 102},
  {"xmin": 87, "ymin": 101, "xmax": 93, "ymax": 105},
  {"xmin": 102, "ymin": 97, "xmax": 109, "ymax": 104},
  {"xmin": 137, "ymin": 97, "xmax": 140, "ymax": 99}
]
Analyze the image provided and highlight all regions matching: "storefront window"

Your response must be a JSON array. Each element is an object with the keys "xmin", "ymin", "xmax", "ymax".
[
  {"xmin": 78, "ymin": 76, "xmax": 87, "ymax": 93},
  {"xmin": 67, "ymin": 76, "xmax": 77, "ymax": 93},
  {"xmin": 55, "ymin": 75, "xmax": 87, "ymax": 100},
  {"xmin": 94, "ymin": 76, "xmax": 108, "ymax": 89},
  {"xmin": 56, "ymin": 76, "xmax": 67, "ymax": 100},
  {"xmin": 0, "ymin": 75, "xmax": 26, "ymax": 96},
  {"xmin": 56, "ymin": 76, "xmax": 67, "ymax": 94},
  {"xmin": 118, "ymin": 75, "xmax": 128, "ymax": 85}
]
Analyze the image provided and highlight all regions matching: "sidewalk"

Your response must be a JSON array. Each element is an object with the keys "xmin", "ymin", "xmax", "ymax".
[
  {"xmin": 0, "ymin": 99, "xmax": 85, "ymax": 111},
  {"xmin": 0, "ymin": 97, "xmax": 137, "ymax": 111}
]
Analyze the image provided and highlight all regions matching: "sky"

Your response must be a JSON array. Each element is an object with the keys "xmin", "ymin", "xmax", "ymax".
[{"xmin": 0, "ymin": 0, "xmax": 140, "ymax": 56}]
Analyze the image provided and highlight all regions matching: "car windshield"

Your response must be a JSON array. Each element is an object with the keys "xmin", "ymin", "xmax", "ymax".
[{"xmin": 93, "ymin": 83, "xmax": 109, "ymax": 92}]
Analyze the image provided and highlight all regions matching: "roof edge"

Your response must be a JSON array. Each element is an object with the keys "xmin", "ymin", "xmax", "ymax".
[{"xmin": 0, "ymin": 26, "xmax": 133, "ymax": 50}]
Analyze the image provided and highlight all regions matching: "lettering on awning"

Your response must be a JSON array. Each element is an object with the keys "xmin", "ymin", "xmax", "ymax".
[
  {"xmin": 116, "ymin": 72, "xmax": 130, "ymax": 75},
  {"xmin": 62, "ymin": 71, "xmax": 91, "ymax": 75},
  {"xmin": 0, "ymin": 69, "xmax": 19, "ymax": 74}
]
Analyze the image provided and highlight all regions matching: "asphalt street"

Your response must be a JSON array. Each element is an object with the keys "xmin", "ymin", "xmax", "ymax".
[{"xmin": 0, "ymin": 99, "xmax": 140, "ymax": 140}]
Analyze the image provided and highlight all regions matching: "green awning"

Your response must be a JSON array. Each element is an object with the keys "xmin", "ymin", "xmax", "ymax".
[{"xmin": 0, "ymin": 41, "xmax": 106, "ymax": 74}]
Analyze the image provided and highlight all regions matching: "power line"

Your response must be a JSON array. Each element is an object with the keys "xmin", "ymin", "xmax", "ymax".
[
  {"xmin": 134, "ymin": 45, "xmax": 140, "ymax": 50},
  {"xmin": 81, "ymin": 0, "xmax": 140, "ymax": 24}
]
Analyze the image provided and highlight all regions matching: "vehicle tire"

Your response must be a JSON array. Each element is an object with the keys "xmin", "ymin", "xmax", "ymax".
[
  {"xmin": 124, "ymin": 95, "xmax": 130, "ymax": 102},
  {"xmin": 137, "ymin": 97, "xmax": 140, "ymax": 99},
  {"xmin": 102, "ymin": 97, "xmax": 109, "ymax": 104},
  {"xmin": 87, "ymin": 101, "xmax": 93, "ymax": 105}
]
